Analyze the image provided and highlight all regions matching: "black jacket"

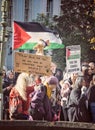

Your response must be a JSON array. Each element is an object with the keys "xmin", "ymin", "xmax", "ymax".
[{"xmin": 67, "ymin": 86, "xmax": 91, "ymax": 122}]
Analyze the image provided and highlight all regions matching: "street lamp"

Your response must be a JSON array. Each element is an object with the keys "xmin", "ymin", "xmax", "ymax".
[{"xmin": 0, "ymin": 0, "xmax": 8, "ymax": 120}]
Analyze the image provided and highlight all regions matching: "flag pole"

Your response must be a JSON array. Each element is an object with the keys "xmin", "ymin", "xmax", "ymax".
[{"xmin": 0, "ymin": 0, "xmax": 8, "ymax": 120}]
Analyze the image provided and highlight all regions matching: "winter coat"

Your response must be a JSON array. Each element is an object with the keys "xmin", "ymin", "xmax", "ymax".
[
  {"xmin": 67, "ymin": 87, "xmax": 91, "ymax": 122},
  {"xmin": 29, "ymin": 84, "xmax": 52, "ymax": 121},
  {"xmin": 3, "ymin": 77, "xmax": 15, "ymax": 95},
  {"xmin": 3, "ymin": 77, "xmax": 16, "ymax": 110},
  {"xmin": 87, "ymin": 85, "xmax": 95, "ymax": 122},
  {"xmin": 87, "ymin": 85, "xmax": 95, "ymax": 103},
  {"xmin": 9, "ymin": 86, "xmax": 34, "ymax": 120}
]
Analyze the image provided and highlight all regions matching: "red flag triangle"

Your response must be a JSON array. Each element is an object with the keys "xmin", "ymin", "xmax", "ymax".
[
  {"xmin": 66, "ymin": 48, "xmax": 71, "ymax": 59},
  {"xmin": 13, "ymin": 22, "xmax": 31, "ymax": 49}
]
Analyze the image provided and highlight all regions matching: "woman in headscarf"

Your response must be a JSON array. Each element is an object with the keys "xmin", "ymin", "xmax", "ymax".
[
  {"xmin": 9, "ymin": 72, "xmax": 34, "ymax": 120},
  {"xmin": 67, "ymin": 76, "xmax": 91, "ymax": 122}
]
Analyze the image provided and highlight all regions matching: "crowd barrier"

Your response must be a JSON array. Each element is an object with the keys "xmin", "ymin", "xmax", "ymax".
[{"xmin": 0, "ymin": 120, "xmax": 95, "ymax": 130}]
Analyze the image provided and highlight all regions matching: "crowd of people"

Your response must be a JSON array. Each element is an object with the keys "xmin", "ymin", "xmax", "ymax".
[{"xmin": 1, "ymin": 61, "xmax": 95, "ymax": 123}]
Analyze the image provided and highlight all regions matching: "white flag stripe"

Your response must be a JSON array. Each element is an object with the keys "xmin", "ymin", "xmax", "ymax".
[{"xmin": 27, "ymin": 32, "xmax": 62, "ymax": 44}]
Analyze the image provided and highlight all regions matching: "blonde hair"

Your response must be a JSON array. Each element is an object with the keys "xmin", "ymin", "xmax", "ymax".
[{"xmin": 15, "ymin": 72, "xmax": 29, "ymax": 101}]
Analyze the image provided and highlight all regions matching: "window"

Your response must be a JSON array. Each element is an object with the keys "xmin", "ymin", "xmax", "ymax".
[
  {"xmin": 24, "ymin": 0, "xmax": 29, "ymax": 21},
  {"xmin": 47, "ymin": 0, "xmax": 53, "ymax": 17},
  {"xmin": 7, "ymin": 0, "xmax": 13, "ymax": 27}
]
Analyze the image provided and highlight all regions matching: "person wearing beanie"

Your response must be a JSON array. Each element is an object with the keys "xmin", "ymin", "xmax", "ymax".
[
  {"xmin": 44, "ymin": 76, "xmax": 59, "ymax": 99},
  {"xmin": 44, "ymin": 75, "xmax": 61, "ymax": 121}
]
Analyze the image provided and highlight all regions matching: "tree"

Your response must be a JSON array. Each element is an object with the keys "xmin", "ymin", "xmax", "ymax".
[{"xmin": 54, "ymin": 0, "xmax": 95, "ymax": 62}]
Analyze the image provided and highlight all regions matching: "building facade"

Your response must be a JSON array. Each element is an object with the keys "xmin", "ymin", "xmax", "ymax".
[{"xmin": 0, "ymin": 0, "xmax": 62, "ymax": 70}]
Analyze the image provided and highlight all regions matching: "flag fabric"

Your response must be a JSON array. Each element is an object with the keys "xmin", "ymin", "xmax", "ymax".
[
  {"xmin": 66, "ymin": 48, "xmax": 71, "ymax": 59},
  {"xmin": 13, "ymin": 21, "xmax": 64, "ymax": 50},
  {"xmin": 13, "ymin": 22, "xmax": 31, "ymax": 49}
]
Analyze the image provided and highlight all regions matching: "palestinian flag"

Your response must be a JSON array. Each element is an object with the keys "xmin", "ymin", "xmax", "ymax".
[
  {"xmin": 13, "ymin": 21, "xmax": 64, "ymax": 50},
  {"xmin": 66, "ymin": 48, "xmax": 71, "ymax": 59}
]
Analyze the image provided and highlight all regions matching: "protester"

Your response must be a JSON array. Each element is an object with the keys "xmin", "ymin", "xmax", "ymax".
[
  {"xmin": 2, "ymin": 60, "xmax": 95, "ymax": 123},
  {"xmin": 54, "ymin": 68, "xmax": 63, "ymax": 82},
  {"xmin": 89, "ymin": 62, "xmax": 95, "ymax": 75},
  {"xmin": 67, "ymin": 76, "xmax": 91, "ymax": 122},
  {"xmin": 29, "ymin": 83, "xmax": 52, "ymax": 121},
  {"xmin": 9, "ymin": 72, "xmax": 34, "ymax": 120},
  {"xmin": 60, "ymin": 73, "xmax": 78, "ymax": 121},
  {"xmin": 3, "ymin": 70, "xmax": 15, "ymax": 120},
  {"xmin": 81, "ymin": 64, "xmax": 93, "ymax": 88},
  {"xmin": 87, "ymin": 75, "xmax": 95, "ymax": 122},
  {"xmin": 44, "ymin": 75, "xmax": 61, "ymax": 121}
]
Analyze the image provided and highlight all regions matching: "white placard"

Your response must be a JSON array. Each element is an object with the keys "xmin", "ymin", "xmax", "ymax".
[{"xmin": 66, "ymin": 45, "xmax": 81, "ymax": 73}]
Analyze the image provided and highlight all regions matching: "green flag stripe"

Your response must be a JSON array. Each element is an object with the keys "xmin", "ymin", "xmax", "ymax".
[
  {"xmin": 17, "ymin": 42, "xmax": 64, "ymax": 50},
  {"xmin": 44, "ymin": 43, "xmax": 64, "ymax": 50}
]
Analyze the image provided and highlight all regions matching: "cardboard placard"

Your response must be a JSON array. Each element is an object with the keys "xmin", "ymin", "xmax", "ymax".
[{"xmin": 14, "ymin": 52, "xmax": 52, "ymax": 76}]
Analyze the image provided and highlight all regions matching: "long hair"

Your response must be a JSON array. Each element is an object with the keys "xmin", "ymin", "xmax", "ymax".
[{"xmin": 15, "ymin": 72, "xmax": 29, "ymax": 101}]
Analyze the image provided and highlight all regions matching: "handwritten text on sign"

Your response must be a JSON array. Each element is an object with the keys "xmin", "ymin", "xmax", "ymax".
[
  {"xmin": 14, "ymin": 52, "xmax": 51, "ymax": 76},
  {"xmin": 66, "ymin": 45, "xmax": 81, "ymax": 73}
]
